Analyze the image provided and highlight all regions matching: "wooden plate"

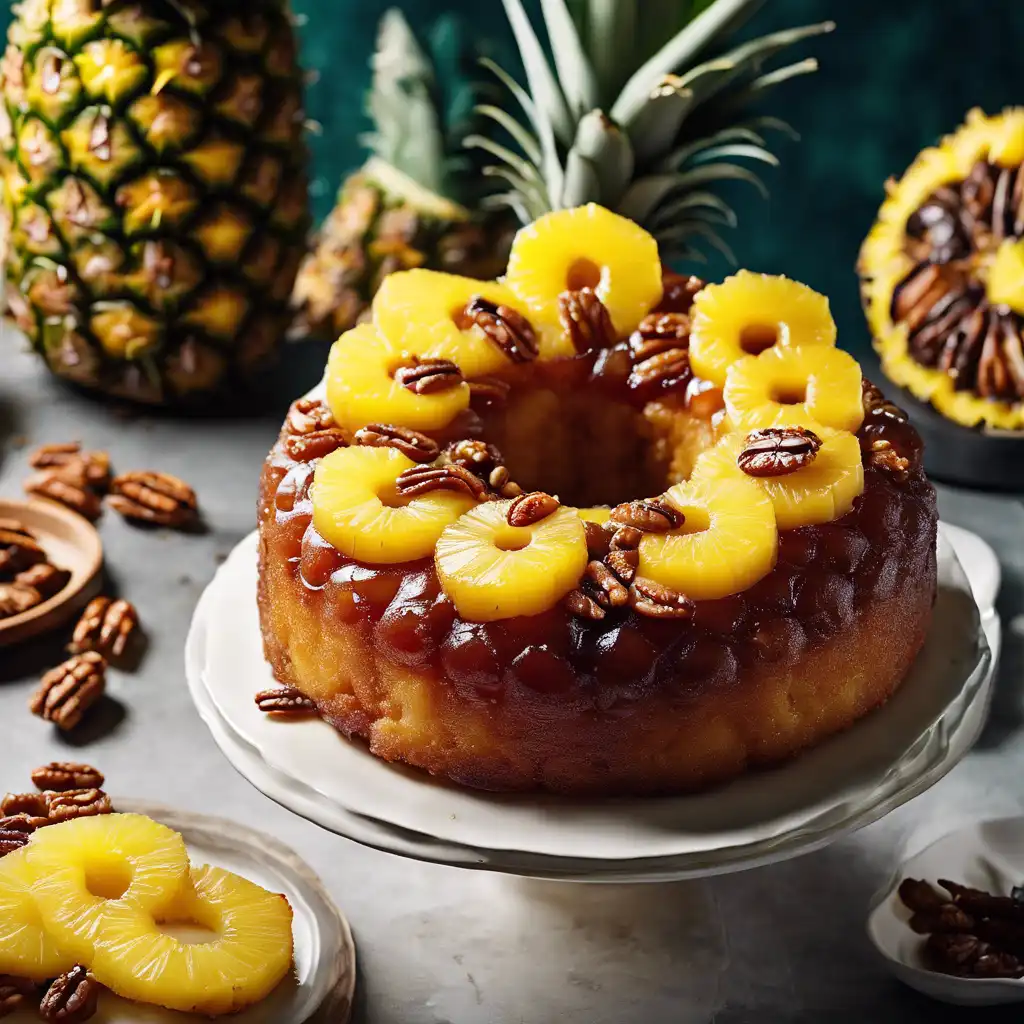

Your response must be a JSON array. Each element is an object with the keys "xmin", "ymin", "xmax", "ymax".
[{"xmin": 0, "ymin": 497, "xmax": 103, "ymax": 648}]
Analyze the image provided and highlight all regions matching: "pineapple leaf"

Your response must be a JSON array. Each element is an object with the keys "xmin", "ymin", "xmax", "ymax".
[
  {"xmin": 482, "ymin": 167, "xmax": 549, "ymax": 215},
  {"xmin": 658, "ymin": 220, "xmax": 738, "ymax": 263},
  {"xmin": 717, "ymin": 58, "xmax": 822, "ymax": 113},
  {"xmin": 690, "ymin": 143, "xmax": 779, "ymax": 166},
  {"xmin": 671, "ymin": 161, "xmax": 770, "ymax": 198},
  {"xmin": 650, "ymin": 190, "xmax": 738, "ymax": 229},
  {"xmin": 624, "ymin": 80, "xmax": 695, "ymax": 166},
  {"xmin": 581, "ymin": 0, "xmax": 637, "ymax": 108},
  {"xmin": 464, "ymin": 134, "xmax": 546, "ymax": 189},
  {"xmin": 475, "ymin": 104, "xmax": 543, "ymax": 166},
  {"xmin": 617, "ymin": 174, "xmax": 691, "ymax": 225},
  {"xmin": 562, "ymin": 151, "xmax": 603, "ymax": 208},
  {"xmin": 481, "ymin": 191, "xmax": 538, "ymax": 225},
  {"xmin": 540, "ymin": 0, "xmax": 598, "ymax": 118},
  {"xmin": 500, "ymin": 0, "xmax": 574, "ymax": 145},
  {"xmin": 570, "ymin": 109, "xmax": 635, "ymax": 209},
  {"xmin": 655, "ymin": 125, "xmax": 770, "ymax": 170}
]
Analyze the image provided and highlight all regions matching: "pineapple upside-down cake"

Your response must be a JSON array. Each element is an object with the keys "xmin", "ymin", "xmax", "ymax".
[{"xmin": 258, "ymin": 204, "xmax": 938, "ymax": 796}]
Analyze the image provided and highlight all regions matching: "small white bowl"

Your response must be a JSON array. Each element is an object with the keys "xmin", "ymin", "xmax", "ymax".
[{"xmin": 868, "ymin": 818, "xmax": 1024, "ymax": 1006}]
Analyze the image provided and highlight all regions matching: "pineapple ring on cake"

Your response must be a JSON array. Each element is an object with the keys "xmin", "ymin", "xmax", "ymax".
[
  {"xmin": 723, "ymin": 345, "xmax": 865, "ymax": 433},
  {"xmin": 258, "ymin": 208, "xmax": 938, "ymax": 795},
  {"xmin": 689, "ymin": 271, "xmax": 838, "ymax": 387},
  {"xmin": 504, "ymin": 205, "xmax": 663, "ymax": 337},
  {"xmin": 84, "ymin": 863, "xmax": 293, "ymax": 1016}
]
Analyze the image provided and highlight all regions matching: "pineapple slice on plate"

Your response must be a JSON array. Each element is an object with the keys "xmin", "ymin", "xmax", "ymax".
[
  {"xmin": 639, "ymin": 477, "xmax": 778, "ymax": 601},
  {"xmin": 436, "ymin": 499, "xmax": 588, "ymax": 621},
  {"xmin": 0, "ymin": 848, "xmax": 73, "ymax": 982},
  {"xmin": 503, "ymin": 205, "xmax": 663, "ymax": 337},
  {"xmin": 325, "ymin": 322, "xmax": 470, "ymax": 433},
  {"xmin": 723, "ymin": 345, "xmax": 865, "ymax": 433},
  {"xmin": 86, "ymin": 863, "xmax": 293, "ymax": 1016},
  {"xmin": 313, "ymin": 446, "xmax": 477, "ymax": 564},
  {"xmin": 689, "ymin": 271, "xmax": 837, "ymax": 386},
  {"xmin": 694, "ymin": 429, "xmax": 865, "ymax": 530}
]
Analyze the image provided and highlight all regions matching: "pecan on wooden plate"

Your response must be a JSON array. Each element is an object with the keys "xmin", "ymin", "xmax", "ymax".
[
  {"xmin": 107, "ymin": 471, "xmax": 198, "ymax": 528},
  {"xmin": 29, "ymin": 442, "xmax": 111, "ymax": 490},
  {"xmin": 31, "ymin": 762, "xmax": 104, "ymax": 792},
  {"xmin": 0, "ymin": 582, "xmax": 43, "ymax": 619},
  {"xmin": 462, "ymin": 297, "xmax": 538, "ymax": 363},
  {"xmin": 255, "ymin": 686, "xmax": 318, "ymax": 717},
  {"xmin": 15, "ymin": 562, "xmax": 70, "ymax": 599},
  {"xmin": 0, "ymin": 528, "xmax": 46, "ymax": 579},
  {"xmin": 354, "ymin": 423, "xmax": 440, "ymax": 464},
  {"xmin": 29, "ymin": 652, "xmax": 106, "ymax": 731},
  {"xmin": 737, "ymin": 427, "xmax": 822, "ymax": 478},
  {"xmin": 558, "ymin": 288, "xmax": 615, "ymax": 354},
  {"xmin": 69, "ymin": 597, "xmax": 139, "ymax": 660},
  {"xmin": 39, "ymin": 966, "xmax": 100, "ymax": 1023}
]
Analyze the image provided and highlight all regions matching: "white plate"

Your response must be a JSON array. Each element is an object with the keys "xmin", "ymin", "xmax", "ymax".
[
  {"xmin": 10, "ymin": 804, "xmax": 356, "ymax": 1023},
  {"xmin": 188, "ymin": 525, "xmax": 989, "ymax": 869},
  {"xmin": 868, "ymin": 817, "xmax": 1024, "ymax": 1006}
]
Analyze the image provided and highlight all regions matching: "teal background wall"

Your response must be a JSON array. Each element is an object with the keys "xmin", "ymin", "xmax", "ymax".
[{"xmin": 5, "ymin": 2, "xmax": 1023, "ymax": 360}]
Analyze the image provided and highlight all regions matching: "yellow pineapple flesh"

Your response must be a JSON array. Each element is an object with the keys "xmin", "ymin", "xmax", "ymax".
[
  {"xmin": 988, "ymin": 239, "xmax": 1024, "ymax": 314},
  {"xmin": 639, "ymin": 477, "xmax": 778, "ymax": 601},
  {"xmin": 689, "ymin": 271, "xmax": 837, "ymax": 386},
  {"xmin": 313, "ymin": 446, "xmax": 477, "ymax": 564},
  {"xmin": 435, "ymin": 500, "xmax": 588, "ymax": 621},
  {"xmin": 25, "ymin": 813, "xmax": 191, "ymax": 963},
  {"xmin": 694, "ymin": 429, "xmax": 865, "ymax": 530},
  {"xmin": 723, "ymin": 345, "xmax": 864, "ymax": 433},
  {"xmin": 86, "ymin": 863, "xmax": 293, "ymax": 1016},
  {"xmin": 325, "ymin": 322, "xmax": 470, "ymax": 433},
  {"xmin": 503, "ymin": 204, "xmax": 663, "ymax": 337},
  {"xmin": 0, "ymin": 848, "xmax": 74, "ymax": 981}
]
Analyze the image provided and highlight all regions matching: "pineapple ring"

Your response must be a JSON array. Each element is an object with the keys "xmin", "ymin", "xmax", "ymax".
[
  {"xmin": 84, "ymin": 864, "xmax": 294, "ymax": 1017},
  {"xmin": 723, "ymin": 345, "xmax": 865, "ymax": 434},
  {"xmin": 313, "ymin": 446, "xmax": 477, "ymax": 564},
  {"xmin": 503, "ymin": 204, "xmax": 663, "ymax": 338},
  {"xmin": 693, "ymin": 429, "xmax": 865, "ymax": 530},
  {"xmin": 0, "ymin": 849, "xmax": 74, "ymax": 982},
  {"xmin": 25, "ymin": 814, "xmax": 191, "ymax": 963},
  {"xmin": 639, "ymin": 476, "xmax": 778, "ymax": 601},
  {"xmin": 326, "ymin": 322, "xmax": 470, "ymax": 433},
  {"xmin": 577, "ymin": 506, "xmax": 612, "ymax": 525},
  {"xmin": 689, "ymin": 270, "xmax": 837, "ymax": 387},
  {"xmin": 435, "ymin": 500, "xmax": 589, "ymax": 622}
]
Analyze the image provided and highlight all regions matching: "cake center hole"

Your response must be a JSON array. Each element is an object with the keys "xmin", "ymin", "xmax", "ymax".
[
  {"xmin": 772, "ymin": 384, "xmax": 806, "ymax": 406},
  {"xmin": 495, "ymin": 527, "xmax": 531, "ymax": 552},
  {"xmin": 740, "ymin": 324, "xmax": 780, "ymax": 354},
  {"xmin": 565, "ymin": 258, "xmax": 602, "ymax": 292},
  {"xmin": 85, "ymin": 861, "xmax": 132, "ymax": 901}
]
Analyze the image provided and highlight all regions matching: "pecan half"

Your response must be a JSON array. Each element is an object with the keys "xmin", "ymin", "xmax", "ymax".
[
  {"xmin": 609, "ymin": 525, "xmax": 644, "ymax": 551},
  {"xmin": 737, "ymin": 427, "xmax": 822, "ymax": 477},
  {"xmin": 609, "ymin": 497, "xmax": 683, "ymax": 533},
  {"xmin": 31, "ymin": 762, "xmax": 104, "ymax": 792},
  {"xmin": 870, "ymin": 439, "xmax": 911, "ymax": 483},
  {"xmin": 0, "ymin": 815, "xmax": 35, "ymax": 857},
  {"xmin": 565, "ymin": 588, "xmax": 606, "ymax": 621},
  {"xmin": 29, "ymin": 442, "xmax": 110, "ymax": 490},
  {"xmin": 1, "ymin": 791, "xmax": 49, "ymax": 819},
  {"xmin": 629, "ymin": 313, "xmax": 691, "ymax": 362},
  {"xmin": 69, "ymin": 597, "xmax": 138, "ymax": 659},
  {"xmin": 394, "ymin": 358, "xmax": 463, "ymax": 394},
  {"xmin": 15, "ymin": 562, "xmax": 70, "ymax": 598},
  {"xmin": 0, "ymin": 528, "xmax": 46, "ymax": 579},
  {"xmin": 396, "ymin": 463, "xmax": 488, "ymax": 500},
  {"xmin": 629, "ymin": 348, "xmax": 691, "ymax": 390},
  {"xmin": 29, "ymin": 652, "xmax": 106, "ymax": 731},
  {"xmin": 0, "ymin": 974, "xmax": 37, "ymax": 1014},
  {"xmin": 468, "ymin": 376, "xmax": 511, "ymax": 408},
  {"xmin": 462, "ymin": 296, "xmax": 538, "ymax": 362},
  {"xmin": 558, "ymin": 288, "xmax": 615, "ymax": 353},
  {"xmin": 23, "ymin": 471, "xmax": 102, "ymax": 520},
  {"xmin": 40, "ymin": 966, "xmax": 100, "ymax": 1023},
  {"xmin": 254, "ymin": 686, "xmax": 318, "ymax": 717},
  {"xmin": 862, "ymin": 378, "xmax": 908, "ymax": 422},
  {"xmin": 0, "ymin": 583, "xmax": 42, "ymax": 619},
  {"xmin": 285, "ymin": 428, "xmax": 349, "ymax": 462},
  {"xmin": 507, "ymin": 491, "xmax": 560, "ymax": 527},
  {"xmin": 486, "ymin": 466, "xmax": 522, "ymax": 499},
  {"xmin": 108, "ymin": 471, "xmax": 197, "ymax": 528},
  {"xmin": 581, "ymin": 559, "xmax": 629, "ymax": 608},
  {"xmin": 286, "ymin": 397, "xmax": 336, "ymax": 435},
  {"xmin": 606, "ymin": 547, "xmax": 639, "ymax": 585},
  {"xmin": 0, "ymin": 517, "xmax": 35, "ymax": 540},
  {"xmin": 47, "ymin": 789, "xmax": 113, "ymax": 823},
  {"xmin": 354, "ymin": 423, "xmax": 440, "ymax": 463},
  {"xmin": 656, "ymin": 271, "xmax": 705, "ymax": 314},
  {"xmin": 629, "ymin": 578, "xmax": 695, "ymax": 620}
]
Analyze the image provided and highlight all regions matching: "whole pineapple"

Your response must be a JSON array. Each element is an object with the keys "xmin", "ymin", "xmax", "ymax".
[
  {"xmin": 474, "ymin": 0, "xmax": 832, "ymax": 265},
  {"xmin": 0, "ymin": 0, "xmax": 310, "ymax": 406},
  {"xmin": 290, "ymin": 9, "xmax": 512, "ymax": 343}
]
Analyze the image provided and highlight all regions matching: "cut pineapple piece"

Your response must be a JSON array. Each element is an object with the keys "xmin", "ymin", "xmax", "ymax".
[
  {"xmin": 723, "ymin": 345, "xmax": 864, "ymax": 433},
  {"xmin": 639, "ymin": 477, "xmax": 778, "ymax": 600},
  {"xmin": 85, "ymin": 863, "xmax": 293, "ymax": 1017},
  {"xmin": 987, "ymin": 238, "xmax": 1024, "ymax": 314},
  {"xmin": 326, "ymin": 322, "xmax": 470, "ymax": 433},
  {"xmin": 436, "ymin": 500, "xmax": 588, "ymax": 621},
  {"xmin": 689, "ymin": 271, "xmax": 837, "ymax": 386},
  {"xmin": 313, "ymin": 445, "xmax": 476, "ymax": 564},
  {"xmin": 577, "ymin": 506, "xmax": 611, "ymax": 525},
  {"xmin": 0, "ymin": 848, "xmax": 74, "ymax": 981},
  {"xmin": 694, "ymin": 429, "xmax": 865, "ymax": 530},
  {"xmin": 503, "ymin": 205, "xmax": 663, "ymax": 337},
  {"xmin": 26, "ymin": 814, "xmax": 191, "ymax": 963}
]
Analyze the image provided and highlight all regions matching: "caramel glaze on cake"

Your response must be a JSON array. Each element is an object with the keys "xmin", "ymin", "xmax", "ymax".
[{"xmin": 257, "ymin": 286, "xmax": 937, "ymax": 796}]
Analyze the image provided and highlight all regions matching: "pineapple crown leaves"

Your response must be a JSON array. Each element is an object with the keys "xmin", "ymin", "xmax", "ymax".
[
  {"xmin": 470, "ymin": 0, "xmax": 834, "ymax": 263},
  {"xmin": 360, "ymin": 9, "xmax": 495, "ymax": 206}
]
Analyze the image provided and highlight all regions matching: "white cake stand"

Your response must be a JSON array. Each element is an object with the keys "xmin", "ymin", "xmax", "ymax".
[{"xmin": 186, "ymin": 525, "xmax": 997, "ymax": 883}]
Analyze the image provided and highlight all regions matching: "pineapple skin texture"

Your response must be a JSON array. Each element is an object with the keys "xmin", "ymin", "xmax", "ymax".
[{"xmin": 0, "ymin": 0, "xmax": 310, "ymax": 406}]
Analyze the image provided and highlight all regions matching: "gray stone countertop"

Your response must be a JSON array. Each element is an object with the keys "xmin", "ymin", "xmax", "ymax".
[{"xmin": 2, "ymin": 336, "xmax": 1024, "ymax": 1024}]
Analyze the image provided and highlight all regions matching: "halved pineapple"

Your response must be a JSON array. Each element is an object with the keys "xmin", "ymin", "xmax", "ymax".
[
  {"xmin": 503, "ymin": 205, "xmax": 663, "ymax": 337},
  {"xmin": 639, "ymin": 477, "xmax": 778, "ymax": 601},
  {"xmin": 26, "ymin": 814, "xmax": 191, "ymax": 963},
  {"xmin": 689, "ymin": 271, "xmax": 837, "ymax": 386},
  {"xmin": 435, "ymin": 500, "xmax": 588, "ymax": 621},
  {"xmin": 326, "ymin": 322, "xmax": 470, "ymax": 433},
  {"xmin": 313, "ymin": 446, "xmax": 477, "ymax": 564},
  {"xmin": 0, "ymin": 848, "xmax": 74, "ymax": 981},
  {"xmin": 85, "ymin": 863, "xmax": 293, "ymax": 1016},
  {"xmin": 693, "ymin": 429, "xmax": 865, "ymax": 530},
  {"xmin": 723, "ymin": 345, "xmax": 864, "ymax": 433}
]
